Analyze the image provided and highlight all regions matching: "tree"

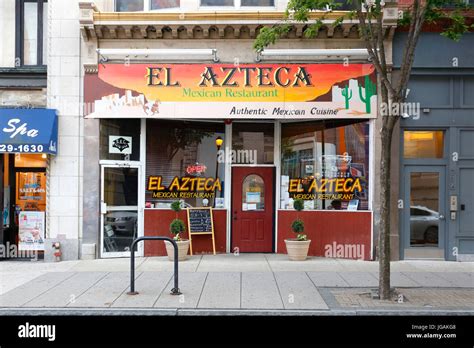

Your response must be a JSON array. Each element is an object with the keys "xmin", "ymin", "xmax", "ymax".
[{"xmin": 254, "ymin": 0, "xmax": 472, "ymax": 300}]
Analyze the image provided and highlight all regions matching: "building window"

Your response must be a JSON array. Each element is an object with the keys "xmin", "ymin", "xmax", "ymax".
[
  {"xmin": 201, "ymin": 0, "xmax": 234, "ymax": 6},
  {"xmin": 115, "ymin": 0, "xmax": 144, "ymax": 11},
  {"xmin": 232, "ymin": 122, "xmax": 274, "ymax": 164},
  {"xmin": 241, "ymin": 0, "xmax": 274, "ymax": 6},
  {"xmin": 16, "ymin": 0, "xmax": 48, "ymax": 66},
  {"xmin": 404, "ymin": 131, "xmax": 444, "ymax": 159},
  {"xmin": 151, "ymin": 0, "xmax": 180, "ymax": 9},
  {"xmin": 281, "ymin": 120, "xmax": 370, "ymax": 211},
  {"xmin": 115, "ymin": 0, "xmax": 180, "ymax": 11},
  {"xmin": 146, "ymin": 120, "xmax": 225, "ymax": 208},
  {"xmin": 99, "ymin": 119, "xmax": 141, "ymax": 161}
]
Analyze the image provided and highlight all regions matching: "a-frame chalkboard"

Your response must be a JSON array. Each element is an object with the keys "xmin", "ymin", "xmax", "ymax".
[{"xmin": 186, "ymin": 207, "xmax": 216, "ymax": 255}]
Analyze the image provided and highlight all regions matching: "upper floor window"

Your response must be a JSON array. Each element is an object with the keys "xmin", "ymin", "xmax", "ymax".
[
  {"xmin": 115, "ymin": 0, "xmax": 180, "ymax": 11},
  {"xmin": 241, "ymin": 0, "xmax": 274, "ymax": 5},
  {"xmin": 17, "ymin": 0, "xmax": 48, "ymax": 66},
  {"xmin": 201, "ymin": 0, "xmax": 234, "ymax": 5},
  {"xmin": 200, "ymin": 0, "xmax": 275, "ymax": 6}
]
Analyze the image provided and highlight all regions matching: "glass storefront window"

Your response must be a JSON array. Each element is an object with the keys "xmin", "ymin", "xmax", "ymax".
[
  {"xmin": 100, "ymin": 119, "xmax": 141, "ymax": 161},
  {"xmin": 404, "ymin": 131, "xmax": 444, "ymax": 159},
  {"xmin": 232, "ymin": 122, "xmax": 274, "ymax": 164},
  {"xmin": 146, "ymin": 120, "xmax": 225, "ymax": 208},
  {"xmin": 281, "ymin": 120, "xmax": 370, "ymax": 211}
]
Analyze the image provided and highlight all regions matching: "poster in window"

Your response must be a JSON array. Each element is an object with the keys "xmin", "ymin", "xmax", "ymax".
[{"xmin": 18, "ymin": 211, "xmax": 45, "ymax": 251}]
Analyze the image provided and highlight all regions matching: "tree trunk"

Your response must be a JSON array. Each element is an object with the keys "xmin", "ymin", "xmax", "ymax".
[{"xmin": 379, "ymin": 124, "xmax": 393, "ymax": 300}]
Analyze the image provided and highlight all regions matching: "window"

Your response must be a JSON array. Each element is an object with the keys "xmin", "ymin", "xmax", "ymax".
[
  {"xmin": 404, "ymin": 131, "xmax": 444, "ymax": 159},
  {"xmin": 146, "ymin": 120, "xmax": 225, "ymax": 208},
  {"xmin": 151, "ymin": 0, "xmax": 180, "ymax": 9},
  {"xmin": 16, "ymin": 0, "xmax": 48, "ymax": 66},
  {"xmin": 242, "ymin": 174, "xmax": 265, "ymax": 211},
  {"xmin": 241, "ymin": 0, "xmax": 274, "ymax": 5},
  {"xmin": 232, "ymin": 123, "xmax": 274, "ymax": 164},
  {"xmin": 281, "ymin": 120, "xmax": 370, "ymax": 211},
  {"xmin": 201, "ymin": 0, "xmax": 234, "ymax": 5},
  {"xmin": 100, "ymin": 119, "xmax": 141, "ymax": 161},
  {"xmin": 115, "ymin": 0, "xmax": 144, "ymax": 11},
  {"xmin": 115, "ymin": 0, "xmax": 180, "ymax": 11}
]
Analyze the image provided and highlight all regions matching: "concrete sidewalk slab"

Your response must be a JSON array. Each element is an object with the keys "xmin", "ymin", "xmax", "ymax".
[
  {"xmin": 0, "ymin": 271, "xmax": 46, "ymax": 295},
  {"xmin": 0, "ymin": 272, "xmax": 75, "ymax": 307},
  {"xmin": 402, "ymin": 272, "xmax": 455, "ymax": 287},
  {"xmin": 69, "ymin": 258, "xmax": 146, "ymax": 272},
  {"xmin": 241, "ymin": 272, "xmax": 284, "ymax": 309},
  {"xmin": 307, "ymin": 271, "xmax": 349, "ymax": 287},
  {"xmin": 265, "ymin": 255, "xmax": 342, "ymax": 272},
  {"xmin": 198, "ymin": 254, "xmax": 271, "ymax": 272},
  {"xmin": 154, "ymin": 272, "xmax": 207, "ymax": 308},
  {"xmin": 197, "ymin": 272, "xmax": 241, "ymax": 308},
  {"xmin": 137, "ymin": 256, "xmax": 201, "ymax": 272},
  {"xmin": 389, "ymin": 272, "xmax": 422, "ymax": 287},
  {"xmin": 112, "ymin": 272, "xmax": 172, "ymax": 308},
  {"xmin": 24, "ymin": 272, "xmax": 108, "ymax": 307},
  {"xmin": 274, "ymin": 272, "xmax": 328, "ymax": 310},
  {"xmin": 338, "ymin": 272, "xmax": 378, "ymax": 287},
  {"xmin": 434, "ymin": 272, "xmax": 474, "ymax": 288},
  {"xmin": 69, "ymin": 272, "xmax": 130, "ymax": 308}
]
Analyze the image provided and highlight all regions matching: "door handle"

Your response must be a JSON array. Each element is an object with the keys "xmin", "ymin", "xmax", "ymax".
[
  {"xmin": 439, "ymin": 215, "xmax": 445, "ymax": 220},
  {"xmin": 233, "ymin": 211, "xmax": 238, "ymax": 220}
]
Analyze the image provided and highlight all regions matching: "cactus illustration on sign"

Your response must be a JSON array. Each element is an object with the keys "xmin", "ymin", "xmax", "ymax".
[
  {"xmin": 358, "ymin": 75, "xmax": 376, "ymax": 113},
  {"xmin": 341, "ymin": 84, "xmax": 352, "ymax": 109}
]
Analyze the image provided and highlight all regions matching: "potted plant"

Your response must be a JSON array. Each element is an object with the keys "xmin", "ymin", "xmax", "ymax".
[
  {"xmin": 284, "ymin": 198, "xmax": 311, "ymax": 261},
  {"xmin": 164, "ymin": 200, "xmax": 190, "ymax": 261}
]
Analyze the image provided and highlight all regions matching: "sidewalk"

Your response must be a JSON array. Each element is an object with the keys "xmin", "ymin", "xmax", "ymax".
[{"xmin": 0, "ymin": 254, "xmax": 473, "ymax": 314}]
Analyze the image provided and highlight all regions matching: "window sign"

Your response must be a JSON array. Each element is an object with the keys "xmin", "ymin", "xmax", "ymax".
[
  {"xmin": 109, "ymin": 135, "xmax": 132, "ymax": 154},
  {"xmin": 18, "ymin": 211, "xmax": 45, "ymax": 251}
]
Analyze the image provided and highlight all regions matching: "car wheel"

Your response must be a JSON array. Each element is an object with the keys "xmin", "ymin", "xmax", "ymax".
[{"xmin": 424, "ymin": 227, "xmax": 438, "ymax": 244}]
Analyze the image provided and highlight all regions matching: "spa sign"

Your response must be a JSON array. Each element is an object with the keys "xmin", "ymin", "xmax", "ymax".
[
  {"xmin": 85, "ymin": 64, "xmax": 377, "ymax": 119},
  {"xmin": 147, "ymin": 176, "xmax": 221, "ymax": 199}
]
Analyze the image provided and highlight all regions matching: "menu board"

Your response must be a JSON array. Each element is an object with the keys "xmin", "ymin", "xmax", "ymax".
[{"xmin": 187, "ymin": 208, "xmax": 213, "ymax": 234}]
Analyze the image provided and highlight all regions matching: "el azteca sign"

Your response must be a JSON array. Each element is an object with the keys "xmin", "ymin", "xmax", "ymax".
[
  {"xmin": 147, "ymin": 176, "xmax": 221, "ymax": 199},
  {"xmin": 84, "ymin": 64, "xmax": 377, "ymax": 119}
]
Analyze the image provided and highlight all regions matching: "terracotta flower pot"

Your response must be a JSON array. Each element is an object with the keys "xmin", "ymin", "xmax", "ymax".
[
  {"xmin": 164, "ymin": 239, "xmax": 190, "ymax": 261},
  {"xmin": 284, "ymin": 239, "xmax": 311, "ymax": 261}
]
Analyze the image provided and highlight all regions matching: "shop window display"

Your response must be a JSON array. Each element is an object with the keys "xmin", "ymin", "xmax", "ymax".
[
  {"xmin": 281, "ymin": 120, "xmax": 370, "ymax": 210},
  {"xmin": 146, "ymin": 120, "xmax": 225, "ymax": 208}
]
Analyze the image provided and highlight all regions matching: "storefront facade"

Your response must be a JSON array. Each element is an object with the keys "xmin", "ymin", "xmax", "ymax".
[
  {"xmin": 79, "ymin": 1, "xmax": 398, "ymax": 261},
  {"xmin": 393, "ymin": 32, "xmax": 474, "ymax": 261}
]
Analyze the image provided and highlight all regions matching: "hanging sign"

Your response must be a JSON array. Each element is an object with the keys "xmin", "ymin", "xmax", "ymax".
[{"xmin": 84, "ymin": 64, "xmax": 377, "ymax": 119}]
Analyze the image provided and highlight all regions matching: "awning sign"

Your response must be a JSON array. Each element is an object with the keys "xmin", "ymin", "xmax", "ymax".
[
  {"xmin": 84, "ymin": 64, "xmax": 377, "ymax": 119},
  {"xmin": 0, "ymin": 109, "xmax": 58, "ymax": 154}
]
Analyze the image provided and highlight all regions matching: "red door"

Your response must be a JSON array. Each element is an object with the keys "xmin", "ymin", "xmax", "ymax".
[{"xmin": 232, "ymin": 167, "xmax": 274, "ymax": 252}]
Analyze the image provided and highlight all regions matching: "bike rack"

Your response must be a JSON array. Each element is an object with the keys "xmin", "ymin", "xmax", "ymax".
[{"xmin": 127, "ymin": 236, "xmax": 181, "ymax": 296}]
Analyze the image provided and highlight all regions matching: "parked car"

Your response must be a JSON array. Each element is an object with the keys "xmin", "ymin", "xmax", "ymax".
[
  {"xmin": 410, "ymin": 205, "xmax": 439, "ymax": 245},
  {"xmin": 105, "ymin": 211, "xmax": 137, "ymax": 236}
]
